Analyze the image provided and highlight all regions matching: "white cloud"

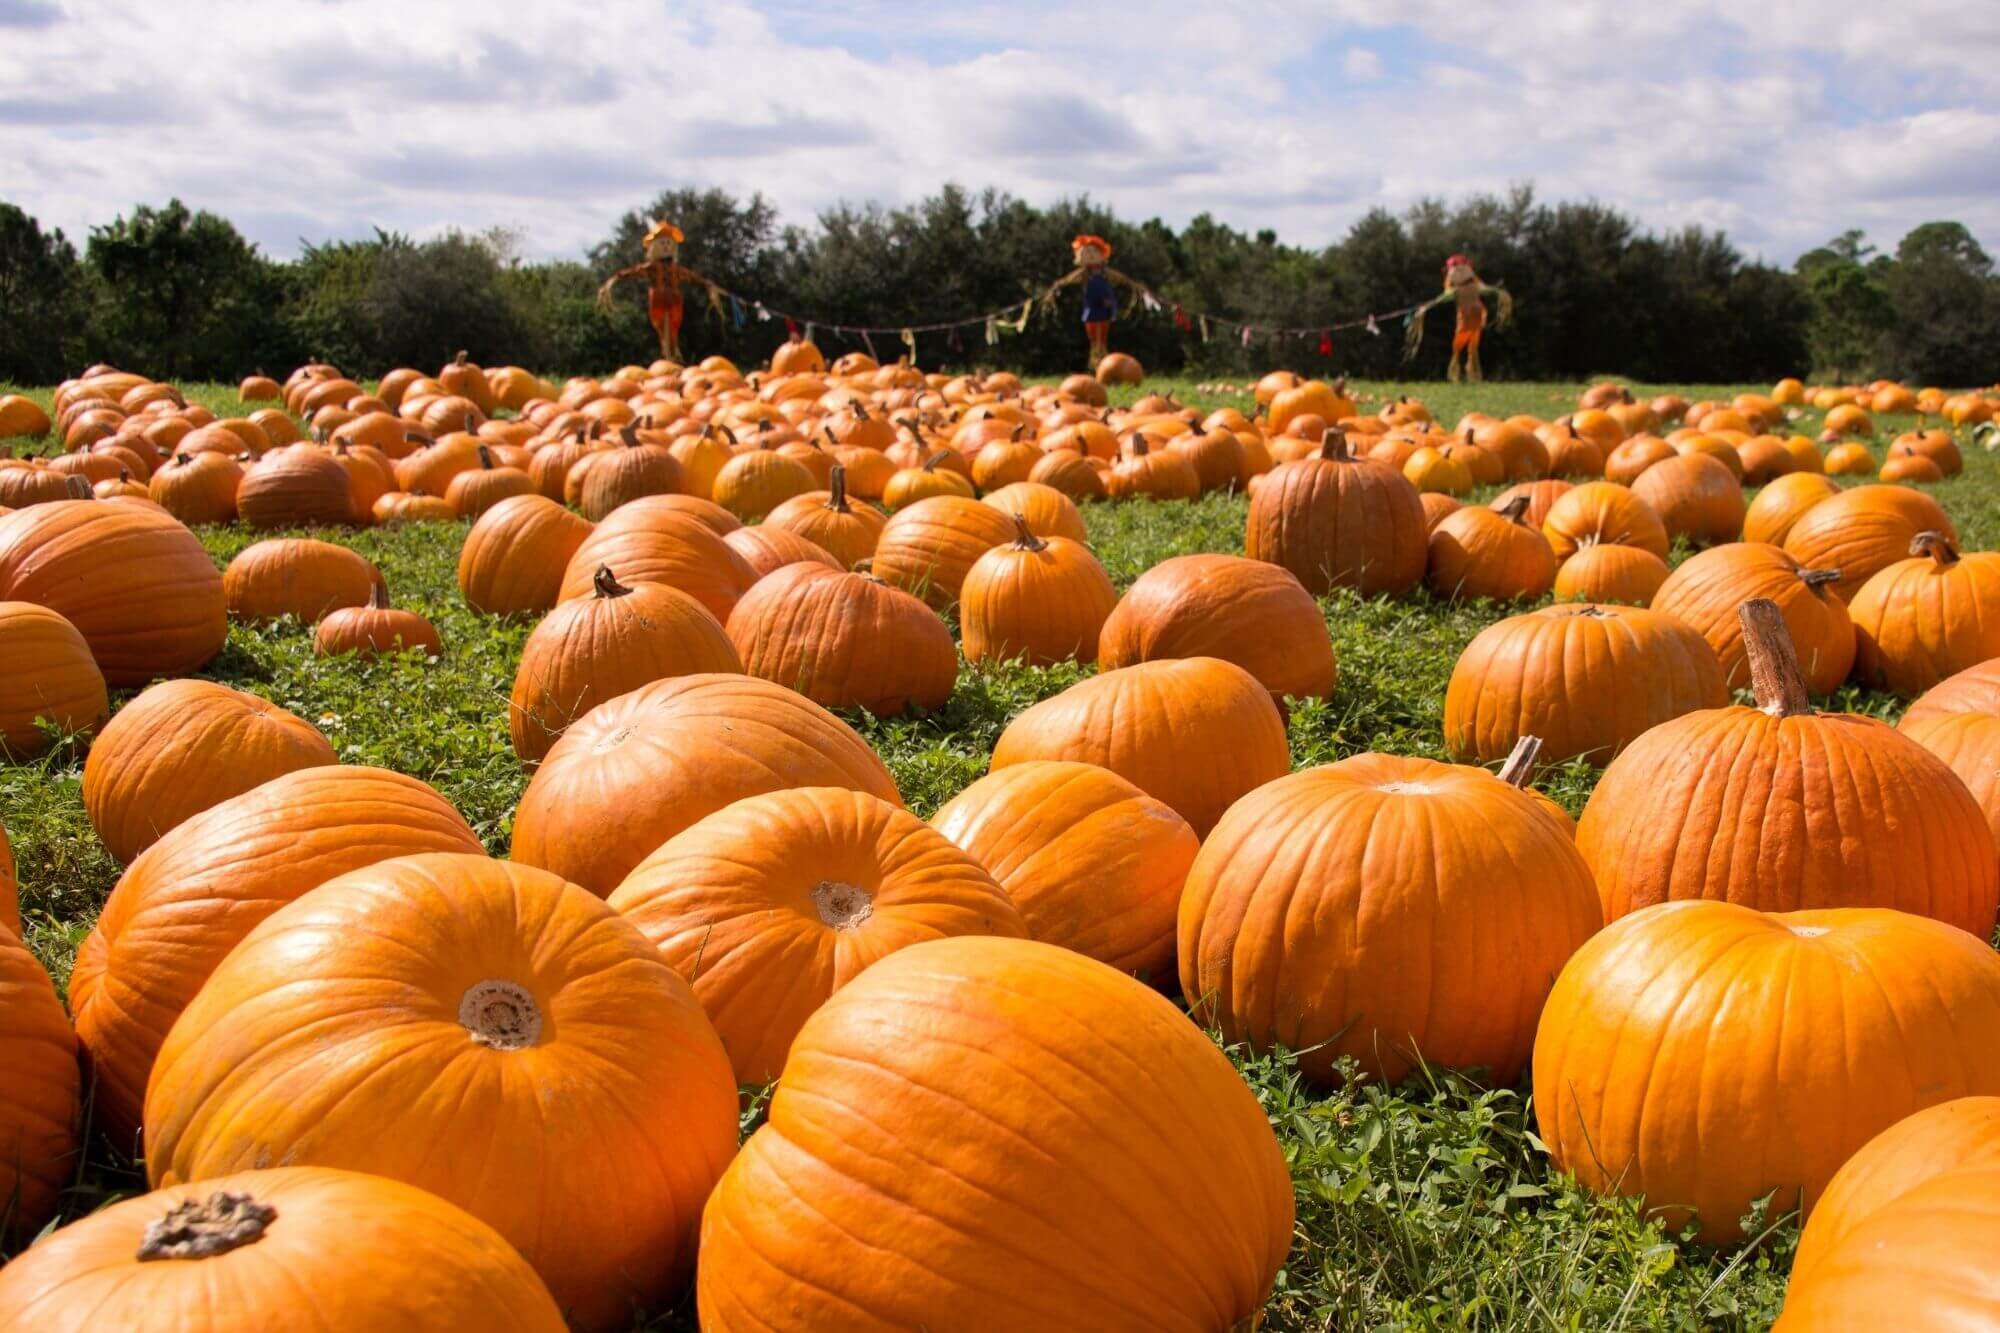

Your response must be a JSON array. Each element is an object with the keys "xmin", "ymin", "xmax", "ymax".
[{"xmin": 0, "ymin": 0, "xmax": 1991, "ymax": 267}]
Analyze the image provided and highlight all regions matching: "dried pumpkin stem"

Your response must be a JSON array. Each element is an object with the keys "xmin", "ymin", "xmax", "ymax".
[
  {"xmin": 1009, "ymin": 513, "xmax": 1046, "ymax": 551},
  {"xmin": 1318, "ymin": 428, "xmax": 1351, "ymax": 462},
  {"xmin": 1497, "ymin": 494, "xmax": 1532, "ymax": 525},
  {"xmin": 1911, "ymin": 530, "xmax": 1959, "ymax": 565},
  {"xmin": 137, "ymin": 1192, "xmax": 277, "ymax": 1262},
  {"xmin": 827, "ymin": 464, "xmax": 850, "ymax": 512},
  {"xmin": 366, "ymin": 582, "xmax": 389, "ymax": 611},
  {"xmin": 1739, "ymin": 598, "xmax": 1813, "ymax": 717},
  {"xmin": 1798, "ymin": 567, "xmax": 1843, "ymax": 589},
  {"xmin": 1496, "ymin": 735, "xmax": 1543, "ymax": 787},
  {"xmin": 592, "ymin": 565, "xmax": 633, "ymax": 599}
]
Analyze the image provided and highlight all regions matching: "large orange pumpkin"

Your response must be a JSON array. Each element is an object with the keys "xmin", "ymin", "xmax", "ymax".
[
  {"xmin": 1425, "ymin": 494, "xmax": 1557, "ymax": 602},
  {"xmin": 1181, "ymin": 753, "xmax": 1600, "ymax": 1085},
  {"xmin": 1245, "ymin": 432, "xmax": 1427, "ymax": 596},
  {"xmin": 1096, "ymin": 553, "xmax": 1335, "ymax": 699},
  {"xmin": 70, "ymin": 765, "xmax": 483, "ymax": 1145},
  {"xmin": 695, "ymin": 936, "xmax": 1293, "ymax": 1331},
  {"xmin": 992, "ymin": 657, "xmax": 1288, "ymax": 836},
  {"xmin": 1903, "ymin": 657, "xmax": 2000, "ymax": 731},
  {"xmin": 1444, "ymin": 604, "xmax": 1727, "ymax": 767},
  {"xmin": 146, "ymin": 450, "xmax": 243, "ymax": 525},
  {"xmin": 609, "ymin": 787, "xmax": 1024, "ymax": 1084},
  {"xmin": 456, "ymin": 493, "xmax": 594, "ymax": 616},
  {"xmin": 1552, "ymin": 542, "xmax": 1669, "ymax": 606},
  {"xmin": 223, "ymin": 537, "xmax": 384, "ymax": 622},
  {"xmin": 1575, "ymin": 600, "xmax": 1999, "ymax": 935},
  {"xmin": 932, "ymin": 759, "xmax": 1198, "ymax": 984},
  {"xmin": 870, "ymin": 494, "xmax": 1018, "ymax": 610},
  {"xmin": 0, "ymin": 929, "xmax": 77, "ymax": 1245},
  {"xmin": 1649, "ymin": 543, "xmax": 1855, "ymax": 694},
  {"xmin": 1849, "ymin": 532, "xmax": 2000, "ymax": 696},
  {"xmin": 0, "ymin": 1167, "xmax": 566, "ymax": 1331},
  {"xmin": 1540, "ymin": 481, "xmax": 1670, "ymax": 560},
  {"xmin": 1533, "ymin": 901, "xmax": 2000, "ymax": 1244},
  {"xmin": 960, "ymin": 516, "xmax": 1117, "ymax": 666},
  {"xmin": 762, "ymin": 465, "xmax": 885, "ymax": 569},
  {"xmin": 1782, "ymin": 483, "xmax": 1957, "ymax": 599},
  {"xmin": 1741, "ymin": 471, "xmax": 1838, "ymax": 546},
  {"xmin": 234, "ymin": 445, "xmax": 356, "ymax": 529},
  {"xmin": 143, "ymin": 854, "xmax": 739, "ymax": 1332},
  {"xmin": 556, "ymin": 499, "xmax": 756, "ymax": 622},
  {"xmin": 81, "ymin": 678, "xmax": 335, "ymax": 863},
  {"xmin": 1630, "ymin": 451, "xmax": 1744, "ymax": 546},
  {"xmin": 724, "ymin": 561, "xmax": 956, "ymax": 715},
  {"xmin": 0, "ymin": 500, "xmax": 226, "ymax": 685},
  {"xmin": 0, "ymin": 600, "xmax": 107, "ymax": 757},
  {"xmin": 511, "ymin": 673, "xmax": 902, "ymax": 896},
  {"xmin": 722, "ymin": 523, "xmax": 840, "ymax": 578}
]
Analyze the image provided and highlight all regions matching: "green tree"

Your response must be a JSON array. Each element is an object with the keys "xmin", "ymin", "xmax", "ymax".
[
  {"xmin": 1881, "ymin": 221, "xmax": 2000, "ymax": 385},
  {"xmin": 0, "ymin": 201, "xmax": 84, "ymax": 382},
  {"xmin": 1796, "ymin": 232, "xmax": 1893, "ymax": 380}
]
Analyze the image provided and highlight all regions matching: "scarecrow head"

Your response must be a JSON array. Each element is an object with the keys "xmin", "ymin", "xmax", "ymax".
[
  {"xmin": 1443, "ymin": 253, "xmax": 1477, "ymax": 291},
  {"xmin": 643, "ymin": 219, "xmax": 684, "ymax": 263},
  {"xmin": 1072, "ymin": 233, "xmax": 1112, "ymax": 269}
]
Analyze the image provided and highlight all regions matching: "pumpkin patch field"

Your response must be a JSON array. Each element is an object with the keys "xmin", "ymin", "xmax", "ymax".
[{"xmin": 5, "ymin": 360, "xmax": 2000, "ymax": 1331}]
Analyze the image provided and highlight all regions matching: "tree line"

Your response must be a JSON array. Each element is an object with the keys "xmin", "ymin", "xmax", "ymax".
[{"xmin": 2, "ymin": 186, "xmax": 1994, "ymax": 387}]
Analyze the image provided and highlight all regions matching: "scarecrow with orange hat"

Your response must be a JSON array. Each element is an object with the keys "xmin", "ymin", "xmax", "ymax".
[
  {"xmin": 596, "ymin": 219, "xmax": 722, "ymax": 363},
  {"xmin": 1045, "ymin": 234, "xmax": 1146, "ymax": 368},
  {"xmin": 1404, "ymin": 253, "xmax": 1514, "ymax": 383}
]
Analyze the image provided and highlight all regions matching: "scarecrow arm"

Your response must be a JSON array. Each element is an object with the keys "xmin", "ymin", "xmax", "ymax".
[
  {"xmin": 1401, "ymin": 290, "xmax": 1454, "ymax": 361},
  {"xmin": 1480, "ymin": 281, "xmax": 1514, "ymax": 329},
  {"xmin": 596, "ymin": 262, "xmax": 652, "ymax": 313}
]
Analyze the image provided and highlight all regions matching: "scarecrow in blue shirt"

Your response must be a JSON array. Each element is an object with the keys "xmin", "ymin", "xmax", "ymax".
[{"xmin": 1046, "ymin": 234, "xmax": 1144, "ymax": 369}]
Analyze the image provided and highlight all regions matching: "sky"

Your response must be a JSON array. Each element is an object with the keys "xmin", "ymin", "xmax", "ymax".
[{"xmin": 1, "ymin": 0, "xmax": 1995, "ymax": 268}]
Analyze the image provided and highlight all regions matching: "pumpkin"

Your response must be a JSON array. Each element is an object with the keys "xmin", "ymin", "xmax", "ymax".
[
  {"xmin": 142, "ymin": 854, "xmax": 738, "ymax": 1332},
  {"xmin": 971, "ymin": 432, "xmax": 1040, "ymax": 492},
  {"xmin": 1026, "ymin": 448, "xmax": 1108, "ymax": 501},
  {"xmin": 223, "ymin": 537, "xmax": 384, "ymax": 622},
  {"xmin": 1489, "ymin": 479, "xmax": 1573, "ymax": 529},
  {"xmin": 372, "ymin": 489, "xmax": 456, "ymax": 524},
  {"xmin": 1425, "ymin": 495, "xmax": 1556, "ymax": 602},
  {"xmin": 1880, "ymin": 453, "xmax": 1944, "ymax": 483},
  {"xmin": 725, "ymin": 561, "xmax": 955, "ymax": 715},
  {"xmin": 695, "ymin": 936, "xmax": 1292, "ymax": 1331},
  {"xmin": 712, "ymin": 448, "xmax": 817, "ymax": 520},
  {"xmin": 81, "ymin": 679, "xmax": 335, "ymax": 863},
  {"xmin": 870, "ymin": 495, "xmax": 1018, "ymax": 610},
  {"xmin": 444, "ymin": 445, "xmax": 535, "ymax": 519},
  {"xmin": 1630, "ymin": 452, "xmax": 1744, "ymax": 546},
  {"xmin": 0, "ymin": 1166, "xmax": 566, "ymax": 1331},
  {"xmin": 1850, "ymin": 533, "xmax": 2000, "ymax": 696},
  {"xmin": 235, "ymin": 446, "xmax": 355, "ymax": 528},
  {"xmin": 1533, "ymin": 900, "xmax": 2000, "ymax": 1245},
  {"xmin": 0, "ymin": 500, "xmax": 227, "ymax": 685},
  {"xmin": 1904, "ymin": 658, "xmax": 2000, "ymax": 731},
  {"xmin": 1552, "ymin": 542, "xmax": 1669, "ymax": 606},
  {"xmin": 575, "ymin": 429, "xmax": 682, "ymax": 521},
  {"xmin": 0, "ymin": 393, "xmax": 52, "ymax": 440},
  {"xmin": 1735, "ymin": 434, "xmax": 1796, "ymax": 484},
  {"xmin": 1822, "ymin": 441, "xmax": 1875, "ymax": 476},
  {"xmin": 1445, "ymin": 603, "xmax": 1726, "ymax": 768},
  {"xmin": 1574, "ymin": 599, "xmax": 1999, "ymax": 935},
  {"xmin": 931, "ymin": 760, "xmax": 1198, "ymax": 984},
  {"xmin": 1741, "ymin": 471, "xmax": 1838, "ymax": 546},
  {"xmin": 615, "ymin": 490, "xmax": 738, "ymax": 535},
  {"xmin": 609, "ymin": 787, "xmax": 1024, "ymax": 1083},
  {"xmin": 1181, "ymin": 753, "xmax": 1599, "ymax": 1086},
  {"xmin": 70, "ymin": 765, "xmax": 483, "ymax": 1144},
  {"xmin": 511, "ymin": 673, "xmax": 902, "ymax": 896},
  {"xmin": 1244, "ymin": 432, "xmax": 1427, "ymax": 597},
  {"xmin": 1781, "ymin": 483, "xmax": 1957, "ymax": 599},
  {"xmin": 313, "ymin": 583, "xmax": 442, "ymax": 660},
  {"xmin": 883, "ymin": 453, "xmax": 977, "ymax": 510},
  {"xmin": 456, "ymin": 494, "xmax": 593, "ymax": 616},
  {"xmin": 1649, "ymin": 543, "xmax": 1854, "ymax": 694},
  {"xmin": 1418, "ymin": 491, "xmax": 1461, "ymax": 530},
  {"xmin": 1096, "ymin": 553, "xmax": 1334, "ymax": 700},
  {"xmin": 979, "ymin": 479, "xmax": 1088, "ymax": 542},
  {"xmin": 0, "ymin": 601, "xmax": 107, "ymax": 756},
  {"xmin": 438, "ymin": 349, "xmax": 498, "ymax": 413},
  {"xmin": 1171, "ymin": 427, "xmax": 1249, "ymax": 492},
  {"xmin": 762, "ymin": 465, "xmax": 885, "ymax": 568},
  {"xmin": 1888, "ymin": 429, "xmax": 1963, "ymax": 476},
  {"xmin": 1106, "ymin": 436, "xmax": 1200, "ymax": 500},
  {"xmin": 0, "ymin": 462, "xmax": 77, "ymax": 509},
  {"xmin": 556, "ymin": 500, "xmax": 756, "ymax": 622},
  {"xmin": 960, "ymin": 516, "xmax": 1117, "ymax": 666},
  {"xmin": 721, "ymin": 523, "xmax": 840, "ymax": 578},
  {"xmin": 1268, "ymin": 377, "xmax": 1352, "ymax": 432},
  {"xmin": 0, "ymin": 928, "xmax": 77, "ymax": 1244},
  {"xmin": 992, "ymin": 657, "xmax": 1289, "ymax": 836},
  {"xmin": 93, "ymin": 468, "xmax": 149, "ymax": 500},
  {"xmin": 771, "ymin": 336, "xmax": 825, "ymax": 375},
  {"xmin": 1540, "ymin": 481, "xmax": 1670, "ymax": 561}
]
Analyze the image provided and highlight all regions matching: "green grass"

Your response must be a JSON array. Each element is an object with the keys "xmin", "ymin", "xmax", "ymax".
[{"xmin": 3, "ymin": 373, "xmax": 1992, "ymax": 1329}]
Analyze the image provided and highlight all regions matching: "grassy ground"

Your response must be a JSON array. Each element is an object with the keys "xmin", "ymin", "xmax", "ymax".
[{"xmin": 3, "ymin": 374, "xmax": 1992, "ymax": 1329}]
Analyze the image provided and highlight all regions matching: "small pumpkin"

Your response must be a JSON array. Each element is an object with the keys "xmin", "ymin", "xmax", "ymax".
[
  {"xmin": 1425, "ymin": 494, "xmax": 1556, "ymax": 602},
  {"xmin": 372, "ymin": 489, "xmax": 456, "ymax": 524},
  {"xmin": 1026, "ymin": 448, "xmax": 1108, "ymax": 501},
  {"xmin": 313, "ymin": 583, "xmax": 442, "ymax": 660},
  {"xmin": 1097, "ymin": 553, "xmax": 1335, "ymax": 700},
  {"xmin": 1849, "ymin": 532, "xmax": 2000, "ymax": 696},
  {"xmin": 1244, "ymin": 431, "xmax": 1427, "ymax": 596},
  {"xmin": 1106, "ymin": 436, "xmax": 1200, "ymax": 500},
  {"xmin": 1552, "ymin": 542, "xmax": 1670, "ymax": 606},
  {"xmin": 959, "ymin": 515, "xmax": 1117, "ymax": 667},
  {"xmin": 445, "ymin": 445, "xmax": 536, "ymax": 518},
  {"xmin": 0, "ymin": 601, "xmax": 107, "ymax": 757},
  {"xmin": 146, "ymin": 451, "xmax": 243, "ymax": 525},
  {"xmin": 1540, "ymin": 481, "xmax": 1670, "ymax": 561},
  {"xmin": 223, "ymin": 537, "xmax": 384, "ymax": 622}
]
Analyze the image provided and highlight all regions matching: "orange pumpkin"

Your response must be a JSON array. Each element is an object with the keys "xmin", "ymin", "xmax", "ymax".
[
  {"xmin": 235, "ymin": 446, "xmax": 355, "ymax": 529},
  {"xmin": 1444, "ymin": 603, "xmax": 1726, "ymax": 768},
  {"xmin": 1888, "ymin": 429, "xmax": 1963, "ymax": 477},
  {"xmin": 1649, "ymin": 543, "xmax": 1855, "ymax": 694},
  {"xmin": 979, "ymin": 479, "xmax": 1088, "ymax": 542},
  {"xmin": 762, "ymin": 465, "xmax": 885, "ymax": 569},
  {"xmin": 1244, "ymin": 432, "xmax": 1427, "ymax": 596},
  {"xmin": 1424, "ymin": 495, "xmax": 1556, "ymax": 602},
  {"xmin": 81, "ymin": 679, "xmax": 335, "ymax": 864},
  {"xmin": 511, "ymin": 673, "xmax": 902, "ymax": 896},
  {"xmin": 557, "ymin": 500, "xmax": 755, "ymax": 622},
  {"xmin": 1534, "ymin": 901, "xmax": 2000, "ymax": 1245},
  {"xmin": 1097, "ymin": 553, "xmax": 1334, "ymax": 699},
  {"xmin": 1630, "ymin": 452, "xmax": 1744, "ymax": 546},
  {"xmin": 1782, "ymin": 483, "xmax": 1957, "ymax": 599},
  {"xmin": 456, "ymin": 494, "xmax": 594, "ymax": 617},
  {"xmin": 146, "ymin": 451, "xmax": 243, "ymax": 525},
  {"xmin": 372, "ymin": 489, "xmax": 456, "ymax": 524},
  {"xmin": 1026, "ymin": 448, "xmax": 1108, "ymax": 501},
  {"xmin": 1106, "ymin": 436, "xmax": 1200, "ymax": 500},
  {"xmin": 870, "ymin": 494, "xmax": 1018, "ymax": 610},
  {"xmin": 575, "ymin": 430, "xmax": 683, "ymax": 521},
  {"xmin": 222, "ymin": 537, "xmax": 384, "ymax": 622},
  {"xmin": 0, "ymin": 1166, "xmax": 566, "ymax": 1331},
  {"xmin": 959, "ymin": 516, "xmax": 1117, "ymax": 666},
  {"xmin": 1905, "ymin": 658, "xmax": 2000, "ymax": 732},
  {"xmin": 712, "ymin": 447, "xmax": 817, "ymax": 520},
  {"xmin": 1552, "ymin": 542, "xmax": 1669, "ymax": 606},
  {"xmin": 70, "ymin": 765, "xmax": 483, "ymax": 1145},
  {"xmin": 883, "ymin": 453, "xmax": 977, "ymax": 510},
  {"xmin": 609, "ymin": 787, "xmax": 1024, "ymax": 1084},
  {"xmin": 1822, "ymin": 441, "xmax": 1876, "ymax": 476},
  {"xmin": 1181, "ymin": 753, "xmax": 1600, "ymax": 1085},
  {"xmin": 722, "ymin": 523, "xmax": 840, "ymax": 578},
  {"xmin": 1575, "ymin": 599, "xmax": 1998, "ymax": 935},
  {"xmin": 0, "ymin": 601, "xmax": 107, "ymax": 757},
  {"xmin": 0, "ymin": 928, "xmax": 77, "ymax": 1245},
  {"xmin": 143, "ymin": 854, "xmax": 738, "ymax": 1332},
  {"xmin": 991, "ymin": 657, "xmax": 1288, "ymax": 836},
  {"xmin": 312, "ymin": 584, "xmax": 443, "ymax": 660},
  {"xmin": 1488, "ymin": 479, "xmax": 1573, "ymax": 529},
  {"xmin": 1850, "ymin": 532, "xmax": 2000, "ymax": 696},
  {"xmin": 1741, "ymin": 471, "xmax": 1838, "ymax": 545},
  {"xmin": 695, "ymin": 936, "xmax": 1293, "ymax": 1331},
  {"xmin": 444, "ymin": 445, "xmax": 536, "ymax": 519},
  {"xmin": 1540, "ymin": 481, "xmax": 1670, "ymax": 561}
]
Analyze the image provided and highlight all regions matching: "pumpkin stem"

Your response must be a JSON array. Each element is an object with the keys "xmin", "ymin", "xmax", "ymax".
[
  {"xmin": 477, "ymin": 444, "xmax": 494, "ymax": 470},
  {"xmin": 65, "ymin": 474, "xmax": 92, "ymax": 499},
  {"xmin": 1798, "ymin": 567, "xmax": 1843, "ymax": 589},
  {"xmin": 458, "ymin": 979, "xmax": 542, "ymax": 1050},
  {"xmin": 619, "ymin": 424, "xmax": 639, "ymax": 448},
  {"xmin": 1131, "ymin": 435, "xmax": 1150, "ymax": 457},
  {"xmin": 1739, "ymin": 598, "xmax": 1813, "ymax": 718},
  {"xmin": 1497, "ymin": 494, "xmax": 1532, "ymax": 526},
  {"xmin": 922, "ymin": 451, "xmax": 947, "ymax": 473},
  {"xmin": 1009, "ymin": 513, "xmax": 1046, "ymax": 551},
  {"xmin": 454, "ymin": 350, "xmax": 468, "ymax": 366},
  {"xmin": 592, "ymin": 565, "xmax": 633, "ymax": 599},
  {"xmin": 811, "ymin": 880, "xmax": 874, "ymax": 930},
  {"xmin": 367, "ymin": 582, "xmax": 389, "ymax": 610},
  {"xmin": 118, "ymin": 468, "xmax": 131, "ymax": 482},
  {"xmin": 714, "ymin": 423, "xmax": 738, "ymax": 447},
  {"xmin": 827, "ymin": 464, "xmax": 850, "ymax": 512},
  {"xmin": 1496, "ymin": 735, "xmax": 1543, "ymax": 787},
  {"xmin": 1318, "ymin": 428, "xmax": 1351, "ymax": 462},
  {"xmin": 1911, "ymin": 530, "xmax": 1959, "ymax": 566},
  {"xmin": 137, "ymin": 1192, "xmax": 277, "ymax": 1262}
]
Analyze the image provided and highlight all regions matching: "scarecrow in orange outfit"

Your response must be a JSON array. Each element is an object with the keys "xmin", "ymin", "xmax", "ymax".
[
  {"xmin": 1404, "ymin": 253, "xmax": 1514, "ymax": 383},
  {"xmin": 596, "ymin": 219, "xmax": 722, "ymax": 363},
  {"xmin": 1044, "ymin": 234, "xmax": 1147, "ymax": 368}
]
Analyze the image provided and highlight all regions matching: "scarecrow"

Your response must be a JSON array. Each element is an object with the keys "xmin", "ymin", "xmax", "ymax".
[
  {"xmin": 1045, "ymin": 234, "xmax": 1147, "ymax": 368},
  {"xmin": 1404, "ymin": 253, "xmax": 1514, "ymax": 383},
  {"xmin": 596, "ymin": 219, "xmax": 723, "ymax": 363}
]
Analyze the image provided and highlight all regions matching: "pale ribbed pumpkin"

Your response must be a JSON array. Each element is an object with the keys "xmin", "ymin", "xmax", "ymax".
[
  {"xmin": 1096, "ymin": 553, "xmax": 1335, "ymax": 700},
  {"xmin": 1575, "ymin": 600, "xmax": 1998, "ymax": 935},
  {"xmin": 1181, "ymin": 753, "xmax": 1600, "ymax": 1085},
  {"xmin": 1849, "ymin": 532, "xmax": 2000, "ymax": 696},
  {"xmin": 1534, "ymin": 901, "xmax": 2000, "ymax": 1245},
  {"xmin": 1244, "ymin": 432, "xmax": 1427, "ymax": 596},
  {"xmin": 143, "ymin": 855, "xmax": 738, "ymax": 1333},
  {"xmin": 81, "ymin": 679, "xmax": 335, "ymax": 863},
  {"xmin": 932, "ymin": 760, "xmax": 1199, "ymax": 985},
  {"xmin": 1782, "ymin": 483, "xmax": 1957, "ymax": 599},
  {"xmin": 69, "ymin": 766, "xmax": 483, "ymax": 1145},
  {"xmin": 991, "ymin": 657, "xmax": 1289, "ymax": 836},
  {"xmin": 0, "ymin": 929, "xmax": 77, "ymax": 1245},
  {"xmin": 696, "ymin": 936, "xmax": 1293, "ymax": 1332},
  {"xmin": 0, "ymin": 600, "xmax": 107, "ymax": 756},
  {"xmin": 960, "ymin": 516, "xmax": 1117, "ymax": 667},
  {"xmin": 1650, "ymin": 543, "xmax": 1855, "ymax": 694},
  {"xmin": 556, "ymin": 499, "xmax": 756, "ymax": 622},
  {"xmin": 609, "ymin": 787, "xmax": 1025, "ymax": 1084},
  {"xmin": 510, "ymin": 673, "xmax": 902, "ymax": 896},
  {"xmin": 0, "ymin": 1167, "xmax": 566, "ymax": 1331}
]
